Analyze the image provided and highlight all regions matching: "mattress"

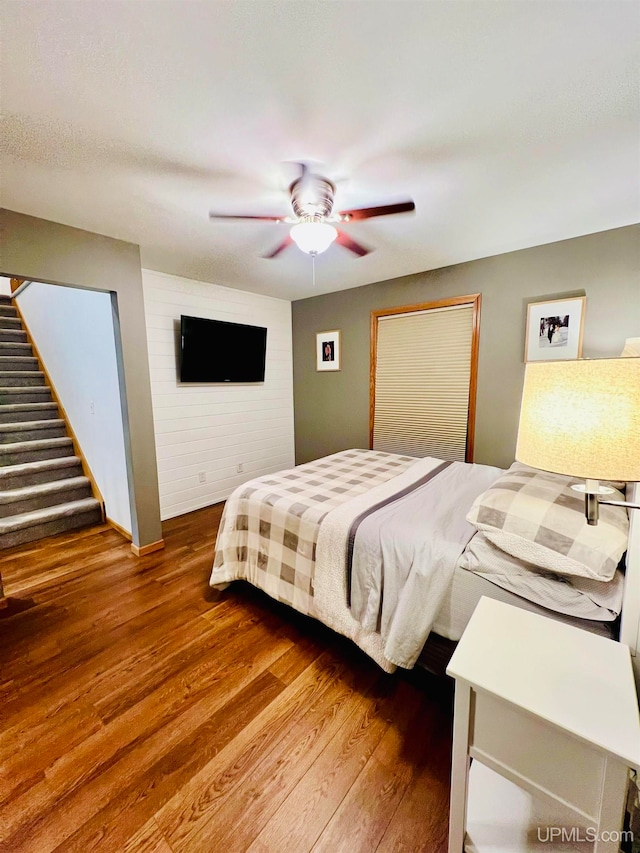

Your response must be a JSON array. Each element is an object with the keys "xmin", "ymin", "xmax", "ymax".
[{"xmin": 432, "ymin": 564, "xmax": 619, "ymax": 642}]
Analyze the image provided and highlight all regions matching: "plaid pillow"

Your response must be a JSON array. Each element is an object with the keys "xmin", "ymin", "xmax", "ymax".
[{"xmin": 466, "ymin": 463, "xmax": 629, "ymax": 581}]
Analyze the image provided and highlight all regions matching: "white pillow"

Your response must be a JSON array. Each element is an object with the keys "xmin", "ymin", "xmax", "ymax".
[
  {"xmin": 465, "ymin": 463, "xmax": 629, "ymax": 582},
  {"xmin": 460, "ymin": 532, "xmax": 624, "ymax": 620}
]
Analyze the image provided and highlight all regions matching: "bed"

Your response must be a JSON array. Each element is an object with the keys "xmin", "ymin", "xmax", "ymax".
[{"xmin": 209, "ymin": 449, "xmax": 635, "ymax": 674}]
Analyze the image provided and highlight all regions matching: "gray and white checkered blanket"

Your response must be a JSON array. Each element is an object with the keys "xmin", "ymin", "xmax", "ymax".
[{"xmin": 209, "ymin": 449, "xmax": 417, "ymax": 615}]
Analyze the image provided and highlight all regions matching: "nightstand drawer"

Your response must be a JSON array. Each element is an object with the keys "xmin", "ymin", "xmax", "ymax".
[{"xmin": 471, "ymin": 690, "xmax": 605, "ymax": 822}]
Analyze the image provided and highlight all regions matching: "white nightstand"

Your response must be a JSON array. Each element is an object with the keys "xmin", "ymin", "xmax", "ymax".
[{"xmin": 446, "ymin": 597, "xmax": 640, "ymax": 853}]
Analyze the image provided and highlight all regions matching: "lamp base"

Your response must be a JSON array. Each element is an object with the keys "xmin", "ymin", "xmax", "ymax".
[
  {"xmin": 570, "ymin": 481, "xmax": 616, "ymax": 525},
  {"xmin": 570, "ymin": 481, "xmax": 640, "ymax": 526}
]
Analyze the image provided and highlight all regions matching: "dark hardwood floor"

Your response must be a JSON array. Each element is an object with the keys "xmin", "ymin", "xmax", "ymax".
[{"xmin": 0, "ymin": 505, "xmax": 453, "ymax": 852}]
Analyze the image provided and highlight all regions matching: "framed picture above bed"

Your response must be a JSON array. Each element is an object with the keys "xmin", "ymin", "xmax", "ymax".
[
  {"xmin": 316, "ymin": 330, "xmax": 341, "ymax": 371},
  {"xmin": 524, "ymin": 296, "xmax": 586, "ymax": 362}
]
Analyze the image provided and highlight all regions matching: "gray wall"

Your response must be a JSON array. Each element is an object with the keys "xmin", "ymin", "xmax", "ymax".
[
  {"xmin": 292, "ymin": 225, "xmax": 640, "ymax": 469},
  {"xmin": 0, "ymin": 208, "xmax": 162, "ymax": 548}
]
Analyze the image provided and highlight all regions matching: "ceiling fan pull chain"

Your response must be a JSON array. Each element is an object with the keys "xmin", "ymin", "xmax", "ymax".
[{"xmin": 312, "ymin": 252, "xmax": 316, "ymax": 288}]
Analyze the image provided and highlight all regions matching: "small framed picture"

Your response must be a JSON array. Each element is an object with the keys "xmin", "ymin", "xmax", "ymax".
[
  {"xmin": 316, "ymin": 330, "xmax": 341, "ymax": 371},
  {"xmin": 524, "ymin": 296, "xmax": 586, "ymax": 362}
]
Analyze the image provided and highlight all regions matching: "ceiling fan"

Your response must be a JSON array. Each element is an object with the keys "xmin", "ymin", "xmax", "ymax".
[{"xmin": 209, "ymin": 164, "xmax": 415, "ymax": 259}]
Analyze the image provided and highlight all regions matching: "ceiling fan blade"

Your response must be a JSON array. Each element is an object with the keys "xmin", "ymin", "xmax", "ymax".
[
  {"xmin": 262, "ymin": 235, "xmax": 294, "ymax": 258},
  {"xmin": 209, "ymin": 212, "xmax": 286, "ymax": 222},
  {"xmin": 335, "ymin": 230, "xmax": 371, "ymax": 257},
  {"xmin": 337, "ymin": 200, "xmax": 415, "ymax": 221}
]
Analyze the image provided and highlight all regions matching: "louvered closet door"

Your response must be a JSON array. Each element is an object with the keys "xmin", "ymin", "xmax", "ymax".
[{"xmin": 372, "ymin": 302, "xmax": 476, "ymax": 461}]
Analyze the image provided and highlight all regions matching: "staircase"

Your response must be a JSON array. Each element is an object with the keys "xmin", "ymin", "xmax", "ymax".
[{"xmin": 0, "ymin": 294, "xmax": 103, "ymax": 549}]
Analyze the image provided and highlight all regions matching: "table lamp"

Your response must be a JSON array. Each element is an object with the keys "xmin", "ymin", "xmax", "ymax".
[{"xmin": 516, "ymin": 358, "xmax": 640, "ymax": 524}]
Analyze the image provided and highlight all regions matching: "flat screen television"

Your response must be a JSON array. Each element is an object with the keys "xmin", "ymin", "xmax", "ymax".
[{"xmin": 180, "ymin": 315, "xmax": 267, "ymax": 383}]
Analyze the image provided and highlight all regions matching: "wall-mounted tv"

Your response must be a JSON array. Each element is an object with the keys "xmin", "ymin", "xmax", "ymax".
[{"xmin": 180, "ymin": 315, "xmax": 267, "ymax": 383}]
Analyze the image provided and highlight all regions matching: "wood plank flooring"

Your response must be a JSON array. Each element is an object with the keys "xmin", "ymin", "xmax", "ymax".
[{"xmin": 0, "ymin": 505, "xmax": 453, "ymax": 852}]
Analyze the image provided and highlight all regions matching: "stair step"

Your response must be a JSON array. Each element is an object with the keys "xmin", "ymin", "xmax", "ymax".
[
  {"xmin": 0, "ymin": 437, "xmax": 73, "ymax": 467},
  {"xmin": 0, "ymin": 329, "xmax": 27, "ymax": 343},
  {"xmin": 0, "ymin": 498, "xmax": 102, "ymax": 550},
  {"xmin": 0, "ymin": 316, "xmax": 22, "ymax": 328},
  {"xmin": 0, "ymin": 419, "xmax": 67, "ymax": 444},
  {"xmin": 0, "ymin": 402, "xmax": 59, "ymax": 424},
  {"xmin": 0, "ymin": 371, "xmax": 45, "ymax": 387},
  {"xmin": 0, "ymin": 342, "xmax": 33, "ymax": 357},
  {"xmin": 0, "ymin": 356, "xmax": 39, "ymax": 371},
  {"xmin": 0, "ymin": 476, "xmax": 92, "ymax": 519},
  {"xmin": 0, "ymin": 456, "xmax": 83, "ymax": 488},
  {"xmin": 0, "ymin": 386, "xmax": 52, "ymax": 404},
  {"xmin": 0, "ymin": 298, "xmax": 100, "ymax": 546}
]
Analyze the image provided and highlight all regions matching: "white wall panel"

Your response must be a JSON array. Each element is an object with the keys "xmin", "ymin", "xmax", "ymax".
[{"xmin": 142, "ymin": 270, "xmax": 295, "ymax": 520}]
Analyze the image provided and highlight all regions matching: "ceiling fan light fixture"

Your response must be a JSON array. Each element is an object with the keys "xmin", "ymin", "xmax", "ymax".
[{"xmin": 290, "ymin": 221, "xmax": 338, "ymax": 255}]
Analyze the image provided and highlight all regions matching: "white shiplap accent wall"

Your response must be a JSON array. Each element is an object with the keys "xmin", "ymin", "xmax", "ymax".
[{"xmin": 142, "ymin": 269, "xmax": 295, "ymax": 520}]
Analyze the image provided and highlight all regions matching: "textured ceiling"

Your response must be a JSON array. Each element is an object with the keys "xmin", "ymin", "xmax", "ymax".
[{"xmin": 1, "ymin": 1, "xmax": 638, "ymax": 300}]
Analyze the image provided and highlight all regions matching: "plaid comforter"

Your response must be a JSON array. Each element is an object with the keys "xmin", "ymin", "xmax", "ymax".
[{"xmin": 210, "ymin": 449, "xmax": 417, "ymax": 615}]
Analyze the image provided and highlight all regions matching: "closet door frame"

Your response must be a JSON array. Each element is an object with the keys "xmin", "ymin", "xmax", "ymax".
[{"xmin": 369, "ymin": 293, "xmax": 481, "ymax": 462}]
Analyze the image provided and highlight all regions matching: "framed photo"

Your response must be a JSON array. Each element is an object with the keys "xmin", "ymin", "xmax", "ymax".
[
  {"xmin": 524, "ymin": 296, "xmax": 586, "ymax": 362},
  {"xmin": 316, "ymin": 330, "xmax": 341, "ymax": 371}
]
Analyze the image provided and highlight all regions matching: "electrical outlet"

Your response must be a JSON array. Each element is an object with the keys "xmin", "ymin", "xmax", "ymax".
[
  {"xmin": 237, "ymin": 463, "xmax": 244, "ymax": 474},
  {"xmin": 198, "ymin": 472, "xmax": 206, "ymax": 484},
  {"xmin": 89, "ymin": 400, "xmax": 95, "ymax": 415}
]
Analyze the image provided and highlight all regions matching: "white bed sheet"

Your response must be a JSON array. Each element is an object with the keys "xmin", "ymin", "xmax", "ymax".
[{"xmin": 432, "ymin": 565, "xmax": 618, "ymax": 642}]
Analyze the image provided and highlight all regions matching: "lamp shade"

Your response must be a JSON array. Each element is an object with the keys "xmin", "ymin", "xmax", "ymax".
[
  {"xmin": 290, "ymin": 222, "xmax": 337, "ymax": 255},
  {"xmin": 622, "ymin": 338, "xmax": 640, "ymax": 357},
  {"xmin": 516, "ymin": 358, "xmax": 640, "ymax": 482}
]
